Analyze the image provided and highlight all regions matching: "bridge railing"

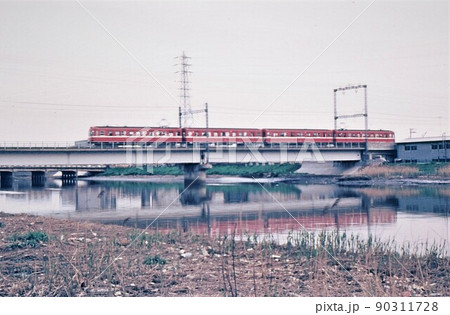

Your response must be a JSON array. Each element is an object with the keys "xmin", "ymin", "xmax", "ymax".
[{"xmin": 0, "ymin": 142, "xmax": 81, "ymax": 149}]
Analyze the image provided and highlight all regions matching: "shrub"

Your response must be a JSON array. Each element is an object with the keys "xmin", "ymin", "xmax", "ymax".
[{"xmin": 9, "ymin": 231, "xmax": 49, "ymax": 249}]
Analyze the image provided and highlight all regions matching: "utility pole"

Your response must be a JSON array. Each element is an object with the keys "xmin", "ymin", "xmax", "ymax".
[
  {"xmin": 205, "ymin": 103, "xmax": 209, "ymax": 163},
  {"xmin": 443, "ymin": 133, "xmax": 447, "ymax": 162},
  {"xmin": 175, "ymin": 52, "xmax": 192, "ymax": 127}
]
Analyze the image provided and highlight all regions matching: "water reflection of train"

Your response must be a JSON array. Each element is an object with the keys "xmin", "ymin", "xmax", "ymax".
[{"xmin": 59, "ymin": 183, "xmax": 406, "ymax": 235}]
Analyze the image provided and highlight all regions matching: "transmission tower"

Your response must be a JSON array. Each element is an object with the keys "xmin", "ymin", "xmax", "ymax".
[{"xmin": 176, "ymin": 51, "xmax": 192, "ymax": 127}]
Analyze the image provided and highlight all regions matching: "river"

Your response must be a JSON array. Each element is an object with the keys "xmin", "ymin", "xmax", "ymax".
[{"xmin": 0, "ymin": 177, "xmax": 448, "ymax": 253}]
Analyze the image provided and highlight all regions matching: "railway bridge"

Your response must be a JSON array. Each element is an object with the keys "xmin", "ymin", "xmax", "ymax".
[{"xmin": 0, "ymin": 142, "xmax": 395, "ymax": 188}]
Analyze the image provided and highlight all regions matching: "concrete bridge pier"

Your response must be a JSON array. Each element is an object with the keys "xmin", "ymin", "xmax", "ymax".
[
  {"xmin": 183, "ymin": 163, "xmax": 212, "ymax": 186},
  {"xmin": 61, "ymin": 171, "xmax": 77, "ymax": 186},
  {"xmin": 0, "ymin": 171, "xmax": 13, "ymax": 188},
  {"xmin": 31, "ymin": 171, "xmax": 46, "ymax": 187}
]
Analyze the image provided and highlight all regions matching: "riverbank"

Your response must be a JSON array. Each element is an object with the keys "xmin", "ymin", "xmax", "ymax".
[
  {"xmin": 100, "ymin": 164, "xmax": 302, "ymax": 178},
  {"xmin": 90, "ymin": 163, "xmax": 450, "ymax": 185},
  {"xmin": 337, "ymin": 163, "xmax": 450, "ymax": 186},
  {"xmin": 0, "ymin": 213, "xmax": 448, "ymax": 297},
  {"xmin": 81, "ymin": 174, "xmax": 335, "ymax": 185}
]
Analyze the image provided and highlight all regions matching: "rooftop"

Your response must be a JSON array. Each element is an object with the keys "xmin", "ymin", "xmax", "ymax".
[{"xmin": 397, "ymin": 135, "xmax": 449, "ymax": 144}]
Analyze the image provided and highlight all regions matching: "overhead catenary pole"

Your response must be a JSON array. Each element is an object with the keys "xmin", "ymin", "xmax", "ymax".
[
  {"xmin": 364, "ymin": 85, "xmax": 368, "ymax": 157},
  {"xmin": 333, "ymin": 84, "xmax": 369, "ymax": 159},
  {"xmin": 333, "ymin": 88, "xmax": 338, "ymax": 146}
]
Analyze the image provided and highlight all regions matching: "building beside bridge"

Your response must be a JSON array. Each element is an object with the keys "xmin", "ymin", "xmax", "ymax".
[{"xmin": 396, "ymin": 136, "xmax": 449, "ymax": 163}]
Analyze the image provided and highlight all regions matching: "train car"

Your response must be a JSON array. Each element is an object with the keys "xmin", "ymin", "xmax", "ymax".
[
  {"xmin": 333, "ymin": 129, "xmax": 395, "ymax": 144},
  {"xmin": 88, "ymin": 126, "xmax": 183, "ymax": 146},
  {"xmin": 183, "ymin": 127, "xmax": 263, "ymax": 146},
  {"xmin": 262, "ymin": 128, "xmax": 334, "ymax": 146},
  {"xmin": 87, "ymin": 125, "xmax": 395, "ymax": 148}
]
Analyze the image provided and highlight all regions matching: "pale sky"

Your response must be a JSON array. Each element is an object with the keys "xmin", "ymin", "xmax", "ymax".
[{"xmin": 0, "ymin": 0, "xmax": 448, "ymax": 142}]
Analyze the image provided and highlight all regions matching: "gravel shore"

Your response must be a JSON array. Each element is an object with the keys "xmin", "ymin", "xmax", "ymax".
[{"xmin": 0, "ymin": 212, "xmax": 448, "ymax": 297}]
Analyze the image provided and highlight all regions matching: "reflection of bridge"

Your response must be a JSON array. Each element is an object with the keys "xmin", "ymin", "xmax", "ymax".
[{"xmin": 60, "ymin": 184, "xmax": 397, "ymax": 235}]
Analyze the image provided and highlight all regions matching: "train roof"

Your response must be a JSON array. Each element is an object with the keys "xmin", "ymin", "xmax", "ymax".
[
  {"xmin": 184, "ymin": 127, "xmax": 261, "ymax": 130},
  {"xmin": 91, "ymin": 126, "xmax": 181, "ymax": 129},
  {"xmin": 336, "ymin": 129, "xmax": 394, "ymax": 132}
]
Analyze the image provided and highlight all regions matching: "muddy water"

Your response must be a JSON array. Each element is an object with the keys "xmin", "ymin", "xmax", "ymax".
[{"xmin": 0, "ymin": 179, "xmax": 448, "ymax": 253}]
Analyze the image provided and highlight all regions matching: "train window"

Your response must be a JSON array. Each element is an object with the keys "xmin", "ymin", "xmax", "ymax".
[
  {"xmin": 257, "ymin": 133, "xmax": 261, "ymax": 136},
  {"xmin": 267, "ymin": 132, "xmax": 271, "ymax": 136},
  {"xmin": 90, "ymin": 130, "xmax": 94, "ymax": 136},
  {"xmin": 107, "ymin": 131, "xmax": 112, "ymax": 136},
  {"xmin": 243, "ymin": 132, "xmax": 247, "ymax": 136},
  {"xmin": 225, "ymin": 132, "xmax": 230, "ymax": 136},
  {"xmin": 115, "ymin": 131, "xmax": 119, "ymax": 136},
  {"xmin": 100, "ymin": 131, "xmax": 105, "ymax": 136},
  {"xmin": 136, "ymin": 132, "xmax": 140, "ymax": 136},
  {"xmin": 221, "ymin": 132, "xmax": 225, "ymax": 136},
  {"xmin": 232, "ymin": 132, "xmax": 236, "ymax": 136},
  {"xmin": 129, "ymin": 131, "xmax": 134, "ymax": 136},
  {"xmin": 274, "ymin": 133, "xmax": 278, "ymax": 136},
  {"xmin": 121, "ymin": 131, "xmax": 126, "ymax": 136},
  {"xmin": 307, "ymin": 133, "xmax": 311, "ymax": 137},
  {"xmin": 177, "ymin": 132, "xmax": 180, "ymax": 136},
  {"xmin": 313, "ymin": 133, "xmax": 317, "ymax": 137},
  {"xmin": 238, "ymin": 132, "xmax": 242, "ymax": 136},
  {"xmin": 214, "ymin": 132, "xmax": 218, "ymax": 136}
]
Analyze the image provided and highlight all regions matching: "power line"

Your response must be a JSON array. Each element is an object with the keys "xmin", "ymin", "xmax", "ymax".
[{"xmin": 0, "ymin": 100, "xmax": 175, "ymax": 110}]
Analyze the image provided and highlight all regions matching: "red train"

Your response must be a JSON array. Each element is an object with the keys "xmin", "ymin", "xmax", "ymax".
[{"xmin": 88, "ymin": 126, "xmax": 394, "ymax": 148}]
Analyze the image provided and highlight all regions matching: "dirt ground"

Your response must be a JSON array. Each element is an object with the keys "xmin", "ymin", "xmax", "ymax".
[{"xmin": 0, "ymin": 212, "xmax": 448, "ymax": 297}]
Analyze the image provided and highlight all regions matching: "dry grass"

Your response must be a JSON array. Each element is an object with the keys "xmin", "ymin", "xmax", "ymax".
[
  {"xmin": 0, "ymin": 213, "xmax": 448, "ymax": 297},
  {"xmin": 357, "ymin": 165, "xmax": 420, "ymax": 178},
  {"xmin": 437, "ymin": 164, "xmax": 450, "ymax": 177}
]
